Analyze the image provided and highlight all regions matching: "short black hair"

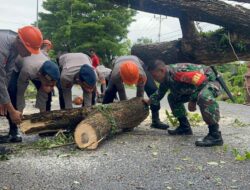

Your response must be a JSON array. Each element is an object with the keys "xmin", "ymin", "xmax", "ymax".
[{"xmin": 147, "ymin": 59, "xmax": 166, "ymax": 72}]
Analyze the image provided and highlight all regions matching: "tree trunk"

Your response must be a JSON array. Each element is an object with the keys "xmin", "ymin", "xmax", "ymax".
[
  {"xmin": 20, "ymin": 98, "xmax": 149, "ymax": 146},
  {"xmin": 74, "ymin": 97, "xmax": 149, "ymax": 149},
  {"xmin": 110, "ymin": 0, "xmax": 250, "ymax": 36},
  {"xmin": 20, "ymin": 108, "xmax": 93, "ymax": 134}
]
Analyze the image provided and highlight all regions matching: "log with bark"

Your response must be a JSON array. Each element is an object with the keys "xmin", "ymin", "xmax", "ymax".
[
  {"xmin": 20, "ymin": 98, "xmax": 149, "ymax": 149},
  {"xmin": 109, "ymin": 0, "xmax": 250, "ymax": 66}
]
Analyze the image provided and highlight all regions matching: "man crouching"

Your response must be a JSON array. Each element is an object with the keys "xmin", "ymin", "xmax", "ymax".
[{"xmin": 144, "ymin": 60, "xmax": 223, "ymax": 147}]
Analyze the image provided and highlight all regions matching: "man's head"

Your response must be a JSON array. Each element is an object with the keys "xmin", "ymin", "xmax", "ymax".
[
  {"xmin": 41, "ymin": 39, "xmax": 52, "ymax": 52},
  {"xmin": 148, "ymin": 60, "xmax": 167, "ymax": 83},
  {"xmin": 38, "ymin": 61, "xmax": 60, "ymax": 93},
  {"xmin": 78, "ymin": 65, "xmax": 96, "ymax": 93},
  {"xmin": 17, "ymin": 26, "xmax": 43, "ymax": 57},
  {"xmin": 89, "ymin": 49, "xmax": 95, "ymax": 56},
  {"xmin": 120, "ymin": 61, "xmax": 139, "ymax": 85}
]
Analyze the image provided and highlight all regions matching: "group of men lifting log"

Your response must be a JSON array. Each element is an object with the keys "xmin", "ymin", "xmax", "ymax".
[{"xmin": 0, "ymin": 26, "xmax": 224, "ymax": 155}]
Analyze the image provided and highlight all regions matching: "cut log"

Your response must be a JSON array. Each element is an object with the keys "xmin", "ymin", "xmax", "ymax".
[
  {"xmin": 20, "ymin": 107, "xmax": 93, "ymax": 134},
  {"xmin": 20, "ymin": 98, "xmax": 149, "ymax": 142},
  {"xmin": 74, "ymin": 98, "xmax": 149, "ymax": 149}
]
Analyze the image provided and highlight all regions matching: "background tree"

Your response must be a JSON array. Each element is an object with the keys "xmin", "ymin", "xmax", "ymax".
[
  {"xmin": 135, "ymin": 37, "xmax": 153, "ymax": 45},
  {"xmin": 39, "ymin": 0, "xmax": 135, "ymax": 67}
]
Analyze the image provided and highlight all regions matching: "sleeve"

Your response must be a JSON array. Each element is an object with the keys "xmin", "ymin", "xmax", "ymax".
[
  {"xmin": 173, "ymin": 71, "xmax": 207, "ymax": 87},
  {"xmin": 136, "ymin": 74, "xmax": 147, "ymax": 98},
  {"xmin": 0, "ymin": 54, "xmax": 10, "ymax": 105},
  {"xmin": 16, "ymin": 67, "xmax": 30, "ymax": 111},
  {"xmin": 35, "ymin": 89, "xmax": 49, "ymax": 112},
  {"xmin": 150, "ymin": 83, "xmax": 169, "ymax": 106}
]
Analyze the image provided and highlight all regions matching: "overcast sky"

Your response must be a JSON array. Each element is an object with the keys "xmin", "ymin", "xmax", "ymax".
[{"xmin": 0, "ymin": 0, "xmax": 249, "ymax": 44}]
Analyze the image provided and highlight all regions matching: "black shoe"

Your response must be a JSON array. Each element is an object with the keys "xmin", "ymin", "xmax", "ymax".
[
  {"xmin": 0, "ymin": 146, "xmax": 11, "ymax": 155},
  {"xmin": 150, "ymin": 120, "xmax": 169, "ymax": 130},
  {"xmin": 195, "ymin": 131, "xmax": 223, "ymax": 147},
  {"xmin": 0, "ymin": 134, "xmax": 22, "ymax": 143},
  {"xmin": 168, "ymin": 126, "xmax": 193, "ymax": 135},
  {"xmin": 9, "ymin": 135, "xmax": 22, "ymax": 143},
  {"xmin": 168, "ymin": 116, "xmax": 193, "ymax": 135},
  {"xmin": 150, "ymin": 111, "xmax": 169, "ymax": 130}
]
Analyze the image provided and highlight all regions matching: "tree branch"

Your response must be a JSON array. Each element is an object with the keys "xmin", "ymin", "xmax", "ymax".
[{"xmin": 110, "ymin": 0, "xmax": 250, "ymax": 35}]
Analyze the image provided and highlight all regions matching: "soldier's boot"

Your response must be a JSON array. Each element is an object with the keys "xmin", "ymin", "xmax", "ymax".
[
  {"xmin": 9, "ymin": 124, "xmax": 22, "ymax": 143},
  {"xmin": 150, "ymin": 111, "xmax": 169, "ymax": 130},
  {"xmin": 0, "ymin": 146, "xmax": 11, "ymax": 155},
  {"xmin": 195, "ymin": 124, "xmax": 223, "ymax": 147},
  {"xmin": 168, "ymin": 117, "xmax": 193, "ymax": 135}
]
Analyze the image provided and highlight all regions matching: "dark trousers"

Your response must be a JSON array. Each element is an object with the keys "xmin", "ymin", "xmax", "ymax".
[
  {"xmin": 32, "ymin": 80, "xmax": 52, "ymax": 111},
  {"xmin": 57, "ymin": 82, "xmax": 65, "ymax": 109},
  {"xmin": 103, "ymin": 64, "xmax": 160, "ymax": 113},
  {"xmin": 6, "ymin": 72, "xmax": 52, "ymax": 136}
]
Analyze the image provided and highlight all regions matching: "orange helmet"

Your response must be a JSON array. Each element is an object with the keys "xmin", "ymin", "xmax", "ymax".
[
  {"xmin": 18, "ymin": 26, "xmax": 43, "ymax": 54},
  {"xmin": 43, "ymin": 39, "xmax": 53, "ymax": 49},
  {"xmin": 120, "ymin": 61, "xmax": 139, "ymax": 85}
]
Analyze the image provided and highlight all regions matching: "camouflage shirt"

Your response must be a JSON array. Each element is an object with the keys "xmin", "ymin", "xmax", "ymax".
[{"xmin": 150, "ymin": 63, "xmax": 216, "ymax": 106}]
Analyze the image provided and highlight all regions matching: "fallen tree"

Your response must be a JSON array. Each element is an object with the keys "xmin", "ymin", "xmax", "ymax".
[
  {"xmin": 109, "ymin": 0, "xmax": 250, "ymax": 66},
  {"xmin": 20, "ymin": 98, "xmax": 149, "ymax": 150}
]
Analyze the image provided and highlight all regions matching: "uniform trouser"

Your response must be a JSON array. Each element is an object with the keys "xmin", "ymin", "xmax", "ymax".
[
  {"xmin": 167, "ymin": 82, "xmax": 221, "ymax": 126},
  {"xmin": 31, "ymin": 80, "xmax": 52, "ymax": 111},
  {"xmin": 6, "ymin": 72, "xmax": 52, "ymax": 136},
  {"xmin": 103, "ymin": 64, "xmax": 160, "ymax": 113},
  {"xmin": 57, "ymin": 83, "xmax": 65, "ymax": 109}
]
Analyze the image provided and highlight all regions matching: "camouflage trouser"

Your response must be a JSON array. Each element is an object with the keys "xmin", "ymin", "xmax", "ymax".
[{"xmin": 168, "ymin": 81, "xmax": 222, "ymax": 126}]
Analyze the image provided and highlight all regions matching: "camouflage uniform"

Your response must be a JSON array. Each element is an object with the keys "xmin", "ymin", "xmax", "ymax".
[{"xmin": 150, "ymin": 63, "xmax": 222, "ymax": 126}]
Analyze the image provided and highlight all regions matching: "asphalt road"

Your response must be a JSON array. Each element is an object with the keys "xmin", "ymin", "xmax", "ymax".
[{"xmin": 0, "ymin": 87, "xmax": 250, "ymax": 190}]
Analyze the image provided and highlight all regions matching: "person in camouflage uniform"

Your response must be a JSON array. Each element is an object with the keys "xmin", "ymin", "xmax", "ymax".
[{"xmin": 145, "ymin": 60, "xmax": 223, "ymax": 147}]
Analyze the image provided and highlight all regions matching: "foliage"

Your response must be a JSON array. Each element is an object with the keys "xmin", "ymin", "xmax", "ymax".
[
  {"xmin": 38, "ymin": 0, "xmax": 136, "ymax": 66},
  {"xmin": 165, "ymin": 110, "xmax": 203, "ymax": 127},
  {"xmin": 232, "ymin": 148, "xmax": 250, "ymax": 161},
  {"xmin": 31, "ymin": 132, "xmax": 74, "ymax": 150},
  {"xmin": 216, "ymin": 63, "xmax": 247, "ymax": 104},
  {"xmin": 95, "ymin": 104, "xmax": 117, "ymax": 135},
  {"xmin": 135, "ymin": 37, "xmax": 153, "ymax": 45},
  {"xmin": 24, "ymin": 83, "xmax": 37, "ymax": 99}
]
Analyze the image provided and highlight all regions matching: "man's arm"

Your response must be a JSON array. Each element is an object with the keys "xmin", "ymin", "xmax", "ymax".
[
  {"xmin": 150, "ymin": 83, "xmax": 169, "ymax": 106},
  {"xmin": 16, "ymin": 68, "xmax": 30, "ymax": 111},
  {"xmin": 0, "ymin": 55, "xmax": 10, "ymax": 105}
]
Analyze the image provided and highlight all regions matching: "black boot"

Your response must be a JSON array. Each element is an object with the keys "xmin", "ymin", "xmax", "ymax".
[
  {"xmin": 168, "ymin": 117, "xmax": 193, "ymax": 135},
  {"xmin": 150, "ymin": 111, "xmax": 169, "ymax": 130},
  {"xmin": 195, "ymin": 124, "xmax": 223, "ymax": 147},
  {"xmin": 0, "ymin": 146, "xmax": 11, "ymax": 155},
  {"xmin": 9, "ymin": 124, "xmax": 22, "ymax": 143}
]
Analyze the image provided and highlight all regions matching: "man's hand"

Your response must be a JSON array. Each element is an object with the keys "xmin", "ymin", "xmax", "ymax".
[
  {"xmin": 142, "ymin": 98, "xmax": 151, "ymax": 106},
  {"xmin": 9, "ymin": 110, "xmax": 23, "ymax": 125},
  {"xmin": 0, "ymin": 104, "xmax": 7, "ymax": 116},
  {"xmin": 188, "ymin": 101, "xmax": 197, "ymax": 112}
]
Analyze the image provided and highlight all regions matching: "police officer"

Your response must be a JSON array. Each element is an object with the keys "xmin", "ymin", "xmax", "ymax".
[
  {"xmin": 103, "ymin": 55, "xmax": 168, "ymax": 130},
  {"xmin": 144, "ymin": 60, "xmax": 223, "ymax": 147},
  {"xmin": 59, "ymin": 52, "xmax": 97, "ymax": 109},
  {"xmin": 0, "ymin": 26, "xmax": 43, "ymax": 151}
]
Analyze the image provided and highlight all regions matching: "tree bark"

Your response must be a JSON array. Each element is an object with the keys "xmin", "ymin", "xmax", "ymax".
[
  {"xmin": 110, "ymin": 0, "xmax": 250, "ymax": 35},
  {"xmin": 20, "ymin": 97, "xmax": 149, "ymax": 148},
  {"xmin": 74, "ymin": 97, "xmax": 149, "ymax": 149},
  {"xmin": 132, "ymin": 29, "xmax": 250, "ymax": 66}
]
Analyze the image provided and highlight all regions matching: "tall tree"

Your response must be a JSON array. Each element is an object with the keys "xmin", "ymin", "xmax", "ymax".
[{"xmin": 39, "ymin": 0, "xmax": 135, "ymax": 66}]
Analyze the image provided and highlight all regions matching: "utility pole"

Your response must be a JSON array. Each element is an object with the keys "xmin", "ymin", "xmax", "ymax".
[
  {"xmin": 36, "ymin": 0, "xmax": 39, "ymax": 27},
  {"xmin": 158, "ymin": 15, "xmax": 162, "ymax": 42},
  {"xmin": 155, "ymin": 15, "xmax": 166, "ymax": 42}
]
